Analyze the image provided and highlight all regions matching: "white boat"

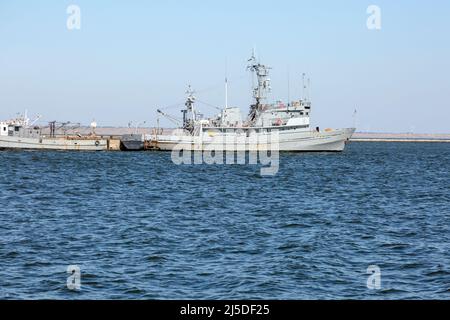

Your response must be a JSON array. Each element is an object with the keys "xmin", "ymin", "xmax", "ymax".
[
  {"xmin": 0, "ymin": 113, "xmax": 107, "ymax": 151},
  {"xmin": 148, "ymin": 55, "xmax": 355, "ymax": 152}
]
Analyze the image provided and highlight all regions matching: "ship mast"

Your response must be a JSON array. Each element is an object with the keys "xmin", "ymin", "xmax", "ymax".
[
  {"xmin": 225, "ymin": 59, "xmax": 229, "ymax": 109},
  {"xmin": 247, "ymin": 53, "xmax": 271, "ymax": 122},
  {"xmin": 182, "ymin": 85, "xmax": 196, "ymax": 132},
  {"xmin": 225, "ymin": 77, "xmax": 228, "ymax": 109}
]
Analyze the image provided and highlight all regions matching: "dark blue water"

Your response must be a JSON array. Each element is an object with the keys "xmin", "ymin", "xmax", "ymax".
[{"xmin": 1, "ymin": 142, "xmax": 449, "ymax": 299}]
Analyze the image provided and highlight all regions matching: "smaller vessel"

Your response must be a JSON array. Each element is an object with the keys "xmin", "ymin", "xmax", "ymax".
[
  {"xmin": 0, "ymin": 112, "xmax": 107, "ymax": 151},
  {"xmin": 121, "ymin": 134, "xmax": 144, "ymax": 151}
]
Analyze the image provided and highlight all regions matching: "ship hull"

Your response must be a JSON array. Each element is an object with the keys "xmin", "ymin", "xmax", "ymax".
[
  {"xmin": 0, "ymin": 136, "xmax": 107, "ymax": 151},
  {"xmin": 121, "ymin": 140, "xmax": 144, "ymax": 151},
  {"xmin": 120, "ymin": 134, "xmax": 145, "ymax": 151},
  {"xmin": 148, "ymin": 128, "xmax": 355, "ymax": 152}
]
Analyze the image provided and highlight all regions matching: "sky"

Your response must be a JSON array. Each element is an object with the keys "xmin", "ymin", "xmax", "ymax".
[{"xmin": 0, "ymin": 0, "xmax": 449, "ymax": 133}]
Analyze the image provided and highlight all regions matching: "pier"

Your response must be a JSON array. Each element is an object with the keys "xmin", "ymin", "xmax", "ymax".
[
  {"xmin": 16, "ymin": 127, "xmax": 449, "ymax": 152},
  {"xmin": 75, "ymin": 128, "xmax": 450, "ymax": 151}
]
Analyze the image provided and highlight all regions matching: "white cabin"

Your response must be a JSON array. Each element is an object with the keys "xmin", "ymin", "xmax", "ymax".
[
  {"xmin": 219, "ymin": 108, "xmax": 243, "ymax": 127},
  {"xmin": 0, "ymin": 122, "xmax": 8, "ymax": 136}
]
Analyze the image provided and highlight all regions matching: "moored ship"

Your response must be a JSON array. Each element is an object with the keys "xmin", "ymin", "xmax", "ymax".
[
  {"xmin": 0, "ymin": 113, "xmax": 107, "ymax": 151},
  {"xmin": 148, "ymin": 55, "xmax": 355, "ymax": 152}
]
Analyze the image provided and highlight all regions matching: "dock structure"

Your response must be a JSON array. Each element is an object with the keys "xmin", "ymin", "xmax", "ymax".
[
  {"xmin": 106, "ymin": 138, "xmax": 121, "ymax": 151},
  {"xmin": 33, "ymin": 127, "xmax": 450, "ymax": 152}
]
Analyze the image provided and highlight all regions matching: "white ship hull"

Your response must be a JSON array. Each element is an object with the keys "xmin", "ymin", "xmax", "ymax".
[
  {"xmin": 150, "ymin": 128, "xmax": 355, "ymax": 152},
  {"xmin": 0, "ymin": 136, "xmax": 107, "ymax": 151}
]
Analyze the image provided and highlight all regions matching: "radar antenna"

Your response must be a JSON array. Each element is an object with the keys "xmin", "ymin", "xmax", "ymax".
[
  {"xmin": 247, "ymin": 53, "xmax": 271, "ymax": 121},
  {"xmin": 182, "ymin": 85, "xmax": 197, "ymax": 132}
]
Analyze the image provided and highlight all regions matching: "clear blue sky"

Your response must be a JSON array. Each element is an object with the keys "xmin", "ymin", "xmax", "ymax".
[{"xmin": 1, "ymin": 0, "xmax": 449, "ymax": 132}]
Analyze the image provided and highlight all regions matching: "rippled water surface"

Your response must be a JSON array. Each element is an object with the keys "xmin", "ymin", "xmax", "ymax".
[{"xmin": 1, "ymin": 142, "xmax": 449, "ymax": 299}]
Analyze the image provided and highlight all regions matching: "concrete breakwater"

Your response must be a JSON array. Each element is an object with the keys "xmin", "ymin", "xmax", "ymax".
[{"xmin": 351, "ymin": 132, "xmax": 450, "ymax": 143}]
